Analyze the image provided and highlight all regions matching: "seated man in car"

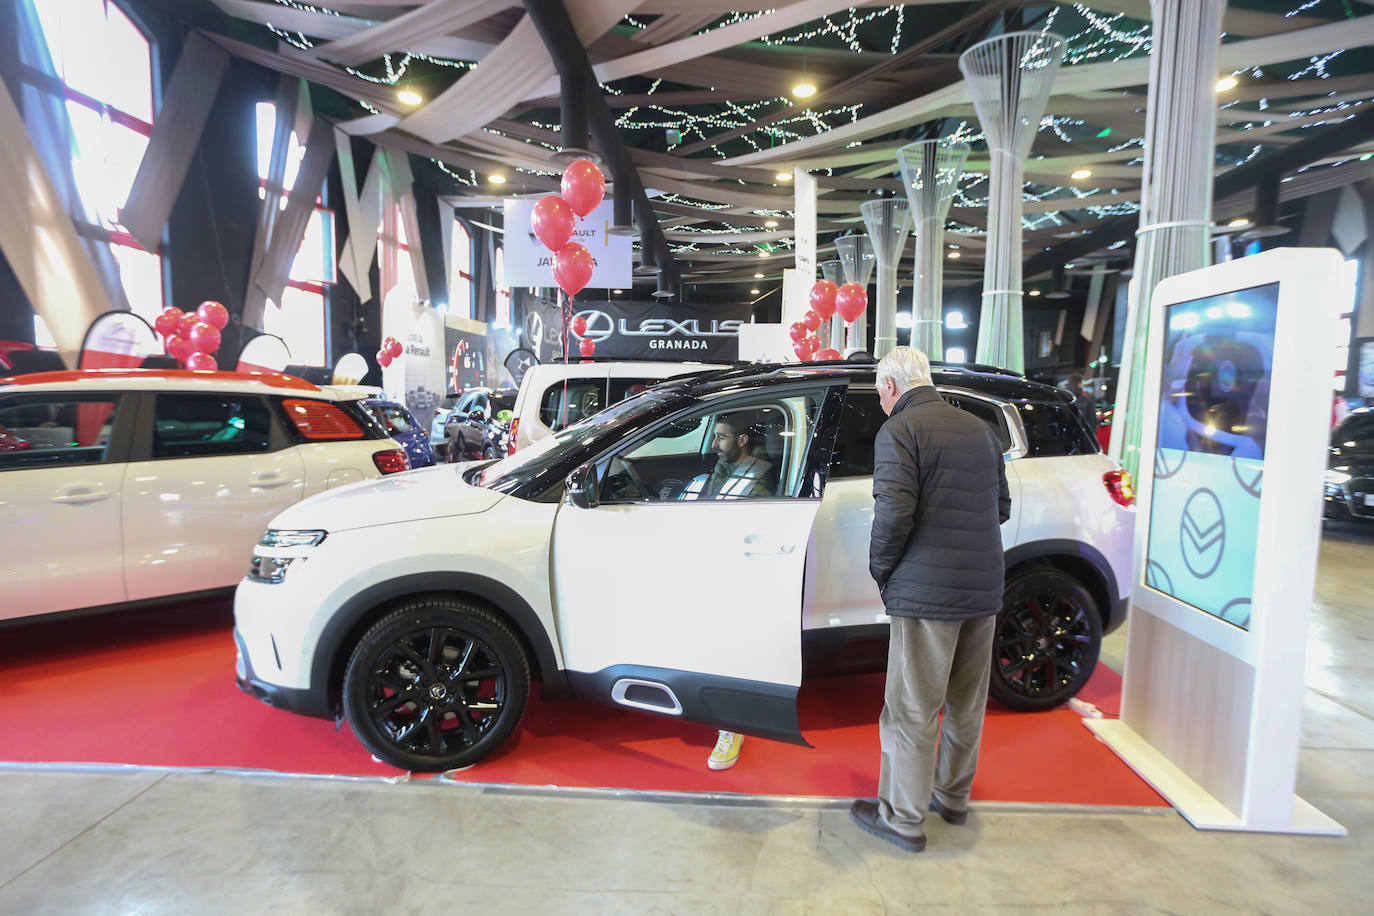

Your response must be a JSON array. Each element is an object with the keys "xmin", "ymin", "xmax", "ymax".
[{"xmin": 680, "ymin": 411, "xmax": 775, "ymax": 501}]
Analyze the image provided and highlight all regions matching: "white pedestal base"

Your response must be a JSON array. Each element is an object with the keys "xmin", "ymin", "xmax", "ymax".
[{"xmin": 1085, "ymin": 719, "xmax": 1346, "ymax": 836}]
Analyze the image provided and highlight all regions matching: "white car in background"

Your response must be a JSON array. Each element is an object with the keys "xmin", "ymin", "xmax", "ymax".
[
  {"xmin": 0, "ymin": 369, "xmax": 410, "ymax": 623},
  {"xmin": 509, "ymin": 360, "xmax": 727, "ymax": 452},
  {"xmin": 235, "ymin": 361, "xmax": 1134, "ymax": 772}
]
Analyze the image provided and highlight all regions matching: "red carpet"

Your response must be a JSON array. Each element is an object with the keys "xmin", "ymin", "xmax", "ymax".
[{"xmin": 0, "ymin": 600, "xmax": 1163, "ymax": 806}]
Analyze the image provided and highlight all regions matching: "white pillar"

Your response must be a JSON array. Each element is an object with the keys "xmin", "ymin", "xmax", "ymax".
[
  {"xmin": 897, "ymin": 139, "xmax": 971, "ymax": 359},
  {"xmin": 835, "ymin": 234, "xmax": 875, "ymax": 352},
  {"xmin": 861, "ymin": 198, "xmax": 913, "ymax": 360}
]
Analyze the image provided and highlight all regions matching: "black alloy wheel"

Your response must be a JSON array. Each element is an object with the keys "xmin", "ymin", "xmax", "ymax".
[
  {"xmin": 344, "ymin": 599, "xmax": 530, "ymax": 771},
  {"xmin": 989, "ymin": 569, "xmax": 1102, "ymax": 712},
  {"xmin": 483, "ymin": 445, "xmax": 497, "ymax": 461}
]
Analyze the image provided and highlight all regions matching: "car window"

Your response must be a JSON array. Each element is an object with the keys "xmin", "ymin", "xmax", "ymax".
[
  {"xmin": 382, "ymin": 406, "xmax": 413, "ymax": 433},
  {"xmin": 1015, "ymin": 401, "xmax": 1098, "ymax": 457},
  {"xmin": 607, "ymin": 377, "xmax": 662, "ymax": 405},
  {"xmin": 828, "ymin": 389, "xmax": 1012, "ymax": 480},
  {"xmin": 599, "ymin": 391, "xmax": 827, "ymax": 503},
  {"xmin": 1334, "ymin": 413, "xmax": 1374, "ymax": 448},
  {"xmin": 0, "ymin": 394, "xmax": 120, "ymax": 470},
  {"xmin": 541, "ymin": 380, "xmax": 605, "ymax": 432},
  {"xmin": 152, "ymin": 394, "xmax": 272, "ymax": 459},
  {"xmin": 455, "ymin": 392, "xmax": 476, "ymax": 413}
]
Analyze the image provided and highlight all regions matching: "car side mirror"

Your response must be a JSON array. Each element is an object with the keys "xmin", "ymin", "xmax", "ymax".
[{"xmin": 565, "ymin": 463, "xmax": 600, "ymax": 509}]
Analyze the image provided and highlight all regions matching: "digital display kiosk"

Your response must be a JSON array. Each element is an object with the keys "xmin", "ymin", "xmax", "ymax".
[{"xmin": 1087, "ymin": 249, "xmax": 1347, "ymax": 835}]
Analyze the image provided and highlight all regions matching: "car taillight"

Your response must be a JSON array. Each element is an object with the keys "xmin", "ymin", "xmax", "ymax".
[
  {"xmin": 373, "ymin": 448, "xmax": 410, "ymax": 475},
  {"xmin": 282, "ymin": 399, "xmax": 364, "ymax": 439},
  {"xmin": 508, "ymin": 418, "xmax": 519, "ymax": 452},
  {"xmin": 1104, "ymin": 469, "xmax": 1136, "ymax": 507}
]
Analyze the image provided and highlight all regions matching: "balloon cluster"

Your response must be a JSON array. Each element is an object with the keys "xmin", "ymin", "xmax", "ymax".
[
  {"xmin": 795, "ymin": 279, "xmax": 867, "ymax": 361},
  {"xmin": 376, "ymin": 336, "xmax": 403, "ymax": 368},
  {"xmin": 531, "ymin": 159, "xmax": 606, "ymax": 358},
  {"xmin": 154, "ymin": 301, "xmax": 228, "ymax": 371}
]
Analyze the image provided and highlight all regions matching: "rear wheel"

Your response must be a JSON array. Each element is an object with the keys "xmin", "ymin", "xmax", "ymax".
[
  {"xmin": 989, "ymin": 569, "xmax": 1101, "ymax": 712},
  {"xmin": 344, "ymin": 598, "xmax": 530, "ymax": 771}
]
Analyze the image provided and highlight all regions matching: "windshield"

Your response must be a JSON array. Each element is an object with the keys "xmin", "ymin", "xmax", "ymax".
[{"xmin": 476, "ymin": 389, "xmax": 680, "ymax": 493}]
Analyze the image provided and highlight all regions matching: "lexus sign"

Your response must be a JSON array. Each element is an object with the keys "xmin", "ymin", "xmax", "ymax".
[{"xmin": 567, "ymin": 302, "xmax": 749, "ymax": 361}]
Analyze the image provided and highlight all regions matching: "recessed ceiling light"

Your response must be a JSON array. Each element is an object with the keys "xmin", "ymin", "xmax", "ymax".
[
  {"xmin": 764, "ymin": 219, "xmax": 779, "ymax": 228},
  {"xmin": 946, "ymin": 250, "xmax": 961, "ymax": 259},
  {"xmin": 1216, "ymin": 75, "xmax": 1239, "ymax": 92},
  {"xmin": 792, "ymin": 81, "xmax": 817, "ymax": 99},
  {"xmin": 776, "ymin": 171, "xmax": 793, "ymax": 182},
  {"xmin": 1227, "ymin": 217, "xmax": 1252, "ymax": 228},
  {"xmin": 750, "ymin": 288, "xmax": 760, "ymax": 295},
  {"xmin": 397, "ymin": 89, "xmax": 423, "ymax": 106},
  {"xmin": 613, "ymin": 288, "xmax": 623, "ymax": 294},
  {"xmin": 754, "ymin": 272, "xmax": 764, "ymax": 279},
  {"xmin": 1070, "ymin": 168, "xmax": 1093, "ymax": 180},
  {"xmin": 489, "ymin": 174, "xmax": 507, "ymax": 184},
  {"xmin": 759, "ymin": 251, "xmax": 771, "ymax": 258},
  {"xmin": 1028, "ymin": 289, "xmax": 1042, "ymax": 297}
]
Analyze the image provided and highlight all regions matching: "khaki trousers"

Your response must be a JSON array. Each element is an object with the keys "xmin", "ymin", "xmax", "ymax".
[{"xmin": 877, "ymin": 614, "xmax": 996, "ymax": 837}]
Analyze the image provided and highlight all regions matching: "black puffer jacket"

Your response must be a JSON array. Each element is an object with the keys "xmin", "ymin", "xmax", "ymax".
[{"xmin": 869, "ymin": 385, "xmax": 1012, "ymax": 619}]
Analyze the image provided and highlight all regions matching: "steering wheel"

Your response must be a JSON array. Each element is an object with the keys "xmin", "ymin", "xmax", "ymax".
[{"xmin": 607, "ymin": 456, "xmax": 654, "ymax": 501}]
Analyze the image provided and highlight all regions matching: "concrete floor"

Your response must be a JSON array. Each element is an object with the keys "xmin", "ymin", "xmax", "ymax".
[{"xmin": 2, "ymin": 522, "xmax": 1371, "ymax": 914}]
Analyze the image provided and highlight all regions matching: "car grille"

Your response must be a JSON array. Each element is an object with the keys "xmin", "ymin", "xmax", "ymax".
[{"xmin": 1349, "ymin": 477, "xmax": 1374, "ymax": 518}]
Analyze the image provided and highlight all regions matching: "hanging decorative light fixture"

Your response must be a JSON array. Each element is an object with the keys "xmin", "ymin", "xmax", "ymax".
[{"xmin": 897, "ymin": 138, "xmax": 971, "ymax": 358}]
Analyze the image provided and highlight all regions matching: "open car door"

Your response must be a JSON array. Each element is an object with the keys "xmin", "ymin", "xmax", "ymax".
[{"xmin": 551, "ymin": 381, "xmax": 846, "ymax": 745}]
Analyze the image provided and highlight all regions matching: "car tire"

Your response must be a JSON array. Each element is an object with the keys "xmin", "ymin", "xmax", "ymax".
[
  {"xmin": 344, "ymin": 598, "xmax": 530, "ymax": 771},
  {"xmin": 988, "ymin": 568, "xmax": 1102, "ymax": 712},
  {"xmin": 483, "ymin": 445, "xmax": 497, "ymax": 461}
]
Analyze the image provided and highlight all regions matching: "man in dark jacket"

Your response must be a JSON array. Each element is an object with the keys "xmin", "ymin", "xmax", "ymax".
[{"xmin": 849, "ymin": 347, "xmax": 1012, "ymax": 853}]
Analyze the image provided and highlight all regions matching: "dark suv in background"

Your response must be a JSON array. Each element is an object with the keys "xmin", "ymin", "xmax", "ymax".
[{"xmin": 1326, "ymin": 408, "xmax": 1374, "ymax": 521}]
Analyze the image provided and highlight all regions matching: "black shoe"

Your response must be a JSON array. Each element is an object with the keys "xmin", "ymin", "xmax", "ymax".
[
  {"xmin": 849, "ymin": 800, "xmax": 926, "ymax": 853},
  {"xmin": 929, "ymin": 795, "xmax": 968, "ymax": 825}
]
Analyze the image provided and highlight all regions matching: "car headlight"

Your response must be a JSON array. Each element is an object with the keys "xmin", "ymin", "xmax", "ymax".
[
  {"xmin": 259, "ymin": 529, "xmax": 327, "ymax": 548},
  {"xmin": 248, "ymin": 554, "xmax": 301, "ymax": 584}
]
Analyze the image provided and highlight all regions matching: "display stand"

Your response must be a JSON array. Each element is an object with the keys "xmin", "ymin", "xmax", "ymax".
[{"xmin": 1086, "ymin": 248, "xmax": 1347, "ymax": 836}]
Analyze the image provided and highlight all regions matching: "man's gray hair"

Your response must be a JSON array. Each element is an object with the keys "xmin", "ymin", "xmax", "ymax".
[{"xmin": 876, "ymin": 346, "xmax": 933, "ymax": 393}]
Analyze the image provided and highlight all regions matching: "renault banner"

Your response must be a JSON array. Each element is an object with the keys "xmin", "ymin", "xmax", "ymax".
[
  {"xmin": 504, "ymin": 199, "xmax": 632, "ymax": 289},
  {"xmin": 568, "ymin": 301, "xmax": 750, "ymax": 361}
]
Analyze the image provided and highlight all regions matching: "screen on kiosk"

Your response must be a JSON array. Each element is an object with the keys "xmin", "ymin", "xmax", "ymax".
[{"xmin": 1145, "ymin": 282, "xmax": 1278, "ymax": 631}]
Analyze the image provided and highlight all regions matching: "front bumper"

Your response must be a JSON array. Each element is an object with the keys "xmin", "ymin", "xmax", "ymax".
[{"xmin": 234, "ymin": 628, "xmax": 334, "ymax": 719}]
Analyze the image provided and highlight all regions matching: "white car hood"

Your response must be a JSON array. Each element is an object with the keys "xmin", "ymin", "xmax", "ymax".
[{"xmin": 269, "ymin": 463, "xmax": 504, "ymax": 534}]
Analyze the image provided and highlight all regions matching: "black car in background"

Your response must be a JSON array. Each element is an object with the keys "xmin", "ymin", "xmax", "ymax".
[
  {"xmin": 1326, "ymin": 408, "xmax": 1374, "ymax": 521},
  {"xmin": 445, "ymin": 388, "xmax": 517, "ymax": 462}
]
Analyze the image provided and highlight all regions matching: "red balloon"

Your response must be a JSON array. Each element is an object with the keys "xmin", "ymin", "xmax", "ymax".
[
  {"xmin": 186, "ymin": 351, "xmax": 217, "ymax": 371},
  {"xmin": 385, "ymin": 337, "xmax": 403, "ymax": 359},
  {"xmin": 561, "ymin": 159, "xmax": 606, "ymax": 218},
  {"xmin": 177, "ymin": 313, "xmax": 199, "ymax": 337},
  {"xmin": 552, "ymin": 242, "xmax": 595, "ymax": 296},
  {"xmin": 809, "ymin": 280, "xmax": 838, "ymax": 320},
  {"xmin": 801, "ymin": 335, "xmax": 821, "ymax": 357},
  {"xmin": 570, "ymin": 315, "xmax": 588, "ymax": 337},
  {"xmin": 531, "ymin": 195, "xmax": 577, "ymax": 251},
  {"xmin": 166, "ymin": 335, "xmax": 193, "ymax": 363},
  {"xmin": 836, "ymin": 282, "xmax": 868, "ymax": 323},
  {"xmin": 788, "ymin": 321, "xmax": 807, "ymax": 342},
  {"xmin": 197, "ymin": 300, "xmax": 229, "ymax": 330},
  {"xmin": 188, "ymin": 322, "xmax": 221, "ymax": 354},
  {"xmin": 802, "ymin": 309, "xmax": 822, "ymax": 333},
  {"xmin": 377, "ymin": 350, "xmax": 393, "ymax": 368},
  {"xmin": 154, "ymin": 309, "xmax": 180, "ymax": 337},
  {"xmin": 815, "ymin": 348, "xmax": 842, "ymax": 361},
  {"xmin": 579, "ymin": 337, "xmax": 597, "ymax": 358}
]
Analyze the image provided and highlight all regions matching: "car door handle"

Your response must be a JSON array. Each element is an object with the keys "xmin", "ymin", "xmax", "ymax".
[
  {"xmin": 742, "ymin": 534, "xmax": 796, "ymax": 557},
  {"xmin": 249, "ymin": 472, "xmax": 290, "ymax": 489},
  {"xmin": 52, "ymin": 486, "xmax": 110, "ymax": 505}
]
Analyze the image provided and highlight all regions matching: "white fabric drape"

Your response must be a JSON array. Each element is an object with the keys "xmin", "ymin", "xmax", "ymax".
[
  {"xmin": 390, "ymin": 150, "xmax": 431, "ymax": 304},
  {"xmin": 1109, "ymin": 0, "xmax": 1227, "ymax": 478},
  {"xmin": 311, "ymin": 0, "xmax": 508, "ymax": 65},
  {"xmin": 861, "ymin": 199, "xmax": 913, "ymax": 360},
  {"xmin": 335, "ymin": 130, "xmax": 384, "ymax": 304},
  {"xmin": 897, "ymin": 140, "xmax": 970, "ymax": 358},
  {"xmin": 122, "ymin": 32, "xmax": 229, "ymax": 252},
  {"xmin": 959, "ymin": 32, "xmax": 1065, "ymax": 375},
  {"xmin": 244, "ymin": 118, "xmax": 335, "ymax": 328},
  {"xmin": 0, "ymin": 83, "xmax": 113, "ymax": 366}
]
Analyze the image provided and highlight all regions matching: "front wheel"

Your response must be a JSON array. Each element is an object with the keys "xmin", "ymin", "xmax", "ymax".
[
  {"xmin": 343, "ymin": 599, "xmax": 530, "ymax": 771},
  {"xmin": 989, "ymin": 569, "xmax": 1101, "ymax": 712}
]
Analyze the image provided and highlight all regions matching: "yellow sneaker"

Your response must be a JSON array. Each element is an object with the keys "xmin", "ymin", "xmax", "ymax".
[{"xmin": 708, "ymin": 731, "xmax": 743, "ymax": 770}]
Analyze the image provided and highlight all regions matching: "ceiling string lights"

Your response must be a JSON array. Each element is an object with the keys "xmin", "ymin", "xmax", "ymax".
[
  {"xmin": 897, "ymin": 139, "xmax": 971, "ymax": 358},
  {"xmin": 959, "ymin": 31, "xmax": 1066, "ymax": 374},
  {"xmin": 1110, "ymin": 0, "xmax": 1227, "ymax": 478}
]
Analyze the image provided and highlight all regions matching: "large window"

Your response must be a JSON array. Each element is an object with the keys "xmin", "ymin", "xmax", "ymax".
[
  {"xmin": 28, "ymin": 0, "xmax": 163, "ymax": 323},
  {"xmin": 255, "ymin": 102, "xmax": 334, "ymax": 366},
  {"xmin": 450, "ymin": 220, "xmax": 473, "ymax": 319},
  {"xmin": 494, "ymin": 246, "xmax": 510, "ymax": 328}
]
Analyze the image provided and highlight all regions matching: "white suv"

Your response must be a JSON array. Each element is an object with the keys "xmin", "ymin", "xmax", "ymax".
[
  {"xmin": 510, "ymin": 360, "xmax": 726, "ymax": 451},
  {"xmin": 0, "ymin": 369, "xmax": 411, "ymax": 622},
  {"xmin": 234, "ymin": 362, "xmax": 1134, "ymax": 771}
]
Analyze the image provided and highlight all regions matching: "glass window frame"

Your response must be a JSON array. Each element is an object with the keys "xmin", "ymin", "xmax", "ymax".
[
  {"xmin": 0, "ymin": 391, "xmax": 132, "ymax": 471},
  {"xmin": 145, "ymin": 392, "xmax": 280, "ymax": 461}
]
